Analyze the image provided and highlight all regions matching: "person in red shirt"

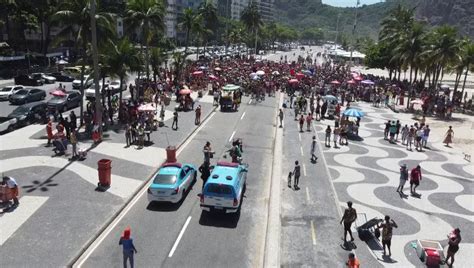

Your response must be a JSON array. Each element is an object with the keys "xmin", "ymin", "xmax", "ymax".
[
  {"xmin": 46, "ymin": 118, "xmax": 53, "ymax": 146},
  {"xmin": 306, "ymin": 113, "xmax": 312, "ymax": 131},
  {"xmin": 346, "ymin": 253, "xmax": 360, "ymax": 268},
  {"xmin": 410, "ymin": 165, "xmax": 422, "ymax": 194}
]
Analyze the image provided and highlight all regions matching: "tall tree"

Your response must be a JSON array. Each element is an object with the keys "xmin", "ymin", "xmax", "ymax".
[
  {"xmin": 178, "ymin": 7, "xmax": 200, "ymax": 55},
  {"xmin": 198, "ymin": 0, "xmax": 218, "ymax": 55},
  {"xmin": 149, "ymin": 46, "xmax": 165, "ymax": 83},
  {"xmin": 125, "ymin": 0, "xmax": 166, "ymax": 81},
  {"xmin": 240, "ymin": 1, "xmax": 263, "ymax": 55}
]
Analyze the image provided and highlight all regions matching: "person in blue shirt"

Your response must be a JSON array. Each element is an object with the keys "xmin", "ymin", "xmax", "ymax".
[{"xmin": 119, "ymin": 227, "xmax": 137, "ymax": 268}]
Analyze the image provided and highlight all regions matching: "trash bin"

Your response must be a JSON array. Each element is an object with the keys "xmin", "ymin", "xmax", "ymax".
[
  {"xmin": 98, "ymin": 159, "xmax": 112, "ymax": 187},
  {"xmin": 166, "ymin": 146, "xmax": 177, "ymax": 163}
]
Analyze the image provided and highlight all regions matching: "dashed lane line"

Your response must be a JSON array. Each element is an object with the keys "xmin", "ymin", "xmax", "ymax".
[
  {"xmin": 168, "ymin": 216, "xmax": 192, "ymax": 257},
  {"xmin": 305, "ymin": 187, "xmax": 311, "ymax": 203},
  {"xmin": 310, "ymin": 220, "xmax": 317, "ymax": 246},
  {"xmin": 240, "ymin": 112, "xmax": 246, "ymax": 120},
  {"xmin": 228, "ymin": 130, "xmax": 236, "ymax": 143}
]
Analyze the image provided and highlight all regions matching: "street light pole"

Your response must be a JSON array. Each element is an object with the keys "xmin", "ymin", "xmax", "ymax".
[
  {"xmin": 349, "ymin": 0, "xmax": 359, "ymax": 65},
  {"xmin": 334, "ymin": 13, "xmax": 341, "ymax": 57}
]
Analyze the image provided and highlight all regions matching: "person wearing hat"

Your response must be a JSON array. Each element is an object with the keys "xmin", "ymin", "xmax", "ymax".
[
  {"xmin": 397, "ymin": 164, "xmax": 409, "ymax": 194},
  {"xmin": 119, "ymin": 226, "xmax": 137, "ymax": 268}
]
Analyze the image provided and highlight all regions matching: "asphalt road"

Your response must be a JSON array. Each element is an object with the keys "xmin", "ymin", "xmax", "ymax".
[{"xmin": 79, "ymin": 95, "xmax": 278, "ymax": 267}]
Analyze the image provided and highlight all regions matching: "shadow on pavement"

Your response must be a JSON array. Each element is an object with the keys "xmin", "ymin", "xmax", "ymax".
[{"xmin": 198, "ymin": 209, "xmax": 240, "ymax": 228}]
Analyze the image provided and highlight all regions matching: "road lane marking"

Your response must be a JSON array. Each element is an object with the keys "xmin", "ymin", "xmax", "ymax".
[
  {"xmin": 303, "ymin": 164, "xmax": 307, "ymax": 176},
  {"xmin": 228, "ymin": 130, "xmax": 236, "ymax": 142},
  {"xmin": 298, "ymin": 133, "xmax": 301, "ymax": 141},
  {"xmin": 73, "ymin": 111, "xmax": 216, "ymax": 267},
  {"xmin": 168, "ymin": 216, "xmax": 192, "ymax": 257},
  {"xmin": 240, "ymin": 112, "xmax": 246, "ymax": 120},
  {"xmin": 305, "ymin": 187, "xmax": 311, "ymax": 203},
  {"xmin": 0, "ymin": 196, "xmax": 49, "ymax": 246},
  {"xmin": 300, "ymin": 146, "xmax": 304, "ymax": 156},
  {"xmin": 248, "ymin": 99, "xmax": 252, "ymax": 104},
  {"xmin": 310, "ymin": 220, "xmax": 317, "ymax": 245}
]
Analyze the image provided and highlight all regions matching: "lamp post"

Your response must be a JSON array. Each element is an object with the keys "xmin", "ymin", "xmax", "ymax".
[{"xmin": 349, "ymin": 0, "xmax": 360, "ymax": 66}]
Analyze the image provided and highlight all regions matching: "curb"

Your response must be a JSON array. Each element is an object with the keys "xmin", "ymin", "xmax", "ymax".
[
  {"xmin": 263, "ymin": 93, "xmax": 283, "ymax": 268},
  {"xmin": 69, "ymin": 105, "xmax": 217, "ymax": 267}
]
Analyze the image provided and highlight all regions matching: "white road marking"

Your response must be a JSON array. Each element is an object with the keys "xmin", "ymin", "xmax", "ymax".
[
  {"xmin": 310, "ymin": 220, "xmax": 317, "ymax": 245},
  {"xmin": 248, "ymin": 99, "xmax": 252, "ymax": 105},
  {"xmin": 240, "ymin": 112, "xmax": 246, "ymax": 120},
  {"xmin": 229, "ymin": 130, "xmax": 236, "ymax": 143},
  {"xmin": 74, "ymin": 110, "xmax": 217, "ymax": 267},
  {"xmin": 298, "ymin": 133, "xmax": 301, "ymax": 141},
  {"xmin": 303, "ymin": 164, "xmax": 307, "ymax": 176},
  {"xmin": 168, "ymin": 216, "xmax": 192, "ymax": 257},
  {"xmin": 305, "ymin": 187, "xmax": 311, "ymax": 202},
  {"xmin": 0, "ymin": 196, "xmax": 49, "ymax": 246},
  {"xmin": 300, "ymin": 146, "xmax": 304, "ymax": 156}
]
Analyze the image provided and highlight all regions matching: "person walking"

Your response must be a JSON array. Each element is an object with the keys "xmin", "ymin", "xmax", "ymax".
[
  {"xmin": 395, "ymin": 120, "xmax": 401, "ymax": 141},
  {"xmin": 203, "ymin": 141, "xmax": 215, "ymax": 163},
  {"xmin": 195, "ymin": 105, "xmax": 201, "ymax": 125},
  {"xmin": 292, "ymin": 161, "xmax": 301, "ymax": 189},
  {"xmin": 46, "ymin": 118, "xmax": 53, "ymax": 146},
  {"xmin": 299, "ymin": 114, "xmax": 304, "ymax": 132},
  {"xmin": 325, "ymin": 126, "xmax": 332, "ymax": 147},
  {"xmin": 407, "ymin": 126, "xmax": 415, "ymax": 151},
  {"xmin": 415, "ymin": 127, "xmax": 423, "ymax": 151},
  {"xmin": 172, "ymin": 110, "xmax": 178, "ymax": 130},
  {"xmin": 119, "ymin": 227, "xmax": 137, "ymax": 268},
  {"xmin": 2, "ymin": 176, "xmax": 19, "ymax": 207},
  {"xmin": 70, "ymin": 130, "xmax": 78, "ymax": 159},
  {"xmin": 340, "ymin": 201, "xmax": 357, "ymax": 242},
  {"xmin": 384, "ymin": 120, "xmax": 390, "ymax": 140},
  {"xmin": 199, "ymin": 161, "xmax": 212, "ymax": 190},
  {"xmin": 137, "ymin": 124, "xmax": 145, "ymax": 149},
  {"xmin": 333, "ymin": 127, "xmax": 340, "ymax": 148},
  {"xmin": 397, "ymin": 164, "xmax": 409, "ymax": 194},
  {"xmin": 345, "ymin": 253, "xmax": 360, "ymax": 268},
  {"xmin": 310, "ymin": 136, "xmax": 318, "ymax": 163},
  {"xmin": 125, "ymin": 124, "xmax": 132, "ymax": 147},
  {"xmin": 445, "ymin": 228, "xmax": 461, "ymax": 267},
  {"xmin": 401, "ymin": 124, "xmax": 409, "ymax": 145},
  {"xmin": 443, "ymin": 126, "xmax": 454, "ymax": 147},
  {"xmin": 278, "ymin": 108, "xmax": 284, "ymax": 128},
  {"xmin": 306, "ymin": 113, "xmax": 312, "ymax": 131},
  {"xmin": 422, "ymin": 125, "xmax": 430, "ymax": 148},
  {"xmin": 69, "ymin": 111, "xmax": 77, "ymax": 131},
  {"xmin": 410, "ymin": 165, "xmax": 422, "ymax": 195},
  {"xmin": 377, "ymin": 215, "xmax": 398, "ymax": 256},
  {"xmin": 321, "ymin": 101, "xmax": 328, "ymax": 120}
]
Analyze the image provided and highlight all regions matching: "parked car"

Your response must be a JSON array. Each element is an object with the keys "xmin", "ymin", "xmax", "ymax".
[
  {"xmin": 0, "ymin": 85, "xmax": 23, "ymax": 101},
  {"xmin": 0, "ymin": 116, "xmax": 17, "ymax": 133},
  {"xmin": 14, "ymin": 74, "xmax": 43, "ymax": 86},
  {"xmin": 72, "ymin": 75, "xmax": 93, "ymax": 89},
  {"xmin": 9, "ymin": 88, "xmax": 46, "ymax": 105},
  {"xmin": 200, "ymin": 161, "xmax": 248, "ymax": 214},
  {"xmin": 7, "ymin": 101, "xmax": 47, "ymax": 127},
  {"xmin": 32, "ymin": 73, "xmax": 56, "ymax": 84},
  {"xmin": 47, "ymin": 90, "xmax": 81, "ymax": 112},
  {"xmin": 85, "ymin": 82, "xmax": 105, "ymax": 98},
  {"xmin": 147, "ymin": 162, "xmax": 197, "ymax": 203},
  {"xmin": 47, "ymin": 72, "xmax": 75, "ymax": 82}
]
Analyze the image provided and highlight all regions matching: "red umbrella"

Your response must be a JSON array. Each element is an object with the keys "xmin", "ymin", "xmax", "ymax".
[
  {"xmin": 209, "ymin": 74, "xmax": 218, "ymax": 80},
  {"xmin": 192, "ymin": 71, "xmax": 203, "ymax": 76},
  {"xmin": 51, "ymin": 90, "xmax": 66, "ymax": 97},
  {"xmin": 288, "ymin": 79, "xmax": 299, "ymax": 84},
  {"xmin": 347, "ymin": 80, "xmax": 356, "ymax": 84},
  {"xmin": 179, "ymin": 89, "xmax": 192, "ymax": 95},
  {"xmin": 330, "ymin": 80, "xmax": 341, "ymax": 85},
  {"xmin": 353, "ymin": 75, "xmax": 363, "ymax": 81},
  {"xmin": 296, "ymin": 73, "xmax": 305, "ymax": 80}
]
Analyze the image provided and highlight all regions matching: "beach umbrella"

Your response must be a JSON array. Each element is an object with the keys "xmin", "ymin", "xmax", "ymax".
[
  {"xmin": 272, "ymin": 71, "xmax": 280, "ymax": 75},
  {"xmin": 50, "ymin": 90, "xmax": 66, "ymax": 97},
  {"xmin": 296, "ymin": 73, "xmax": 305, "ymax": 79},
  {"xmin": 209, "ymin": 74, "xmax": 218, "ymax": 80},
  {"xmin": 323, "ymin": 95, "xmax": 338, "ymax": 102},
  {"xmin": 288, "ymin": 79, "xmax": 299, "ymax": 84},
  {"xmin": 199, "ymin": 66, "xmax": 208, "ymax": 70},
  {"xmin": 347, "ymin": 80, "xmax": 356, "ymax": 84},
  {"xmin": 192, "ymin": 71, "xmax": 203, "ymax": 76},
  {"xmin": 256, "ymin": 70, "xmax": 265, "ymax": 76},
  {"xmin": 410, "ymin": 99, "xmax": 424, "ymax": 105},
  {"xmin": 57, "ymin": 59, "xmax": 68, "ymax": 65},
  {"xmin": 214, "ymin": 67, "xmax": 222, "ymax": 71},
  {"xmin": 353, "ymin": 75, "xmax": 363, "ymax": 81},
  {"xmin": 249, "ymin": 72, "xmax": 257, "ymax": 77},
  {"xmin": 252, "ymin": 75, "xmax": 260, "ymax": 80},
  {"xmin": 302, "ymin": 70, "xmax": 312, "ymax": 75},
  {"xmin": 222, "ymin": 84, "xmax": 240, "ymax": 91},
  {"xmin": 361, "ymin": 80, "xmax": 375, "ymax": 85},
  {"xmin": 138, "ymin": 103, "xmax": 155, "ymax": 112},
  {"xmin": 179, "ymin": 89, "xmax": 192, "ymax": 95},
  {"xmin": 440, "ymin": 84, "xmax": 450, "ymax": 89},
  {"xmin": 330, "ymin": 80, "xmax": 341, "ymax": 85},
  {"xmin": 343, "ymin": 108, "xmax": 365, "ymax": 118}
]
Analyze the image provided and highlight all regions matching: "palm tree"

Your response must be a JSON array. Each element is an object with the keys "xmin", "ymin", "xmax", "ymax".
[
  {"xmin": 171, "ymin": 51, "xmax": 189, "ymax": 87},
  {"xmin": 126, "ymin": 0, "xmax": 166, "ymax": 81},
  {"xmin": 178, "ymin": 8, "xmax": 200, "ymax": 55},
  {"xmin": 458, "ymin": 41, "xmax": 474, "ymax": 103},
  {"xmin": 149, "ymin": 46, "xmax": 166, "ymax": 83},
  {"xmin": 198, "ymin": 0, "xmax": 218, "ymax": 55},
  {"xmin": 55, "ymin": 0, "xmax": 115, "ymax": 125},
  {"xmin": 240, "ymin": 1, "xmax": 263, "ymax": 55}
]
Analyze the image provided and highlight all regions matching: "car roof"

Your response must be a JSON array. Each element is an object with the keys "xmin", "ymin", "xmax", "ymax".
[
  {"xmin": 207, "ymin": 162, "xmax": 241, "ymax": 186},
  {"xmin": 19, "ymin": 101, "xmax": 46, "ymax": 108},
  {"xmin": 158, "ymin": 163, "xmax": 183, "ymax": 175}
]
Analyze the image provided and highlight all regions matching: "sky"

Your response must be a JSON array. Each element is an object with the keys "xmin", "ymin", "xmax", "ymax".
[{"xmin": 321, "ymin": 0, "xmax": 384, "ymax": 7}]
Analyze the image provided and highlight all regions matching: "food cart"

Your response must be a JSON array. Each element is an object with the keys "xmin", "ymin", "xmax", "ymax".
[{"xmin": 220, "ymin": 84, "xmax": 240, "ymax": 112}]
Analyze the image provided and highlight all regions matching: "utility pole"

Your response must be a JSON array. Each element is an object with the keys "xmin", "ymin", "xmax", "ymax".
[
  {"xmin": 349, "ymin": 0, "xmax": 359, "ymax": 65},
  {"xmin": 90, "ymin": 0, "xmax": 102, "ymax": 136}
]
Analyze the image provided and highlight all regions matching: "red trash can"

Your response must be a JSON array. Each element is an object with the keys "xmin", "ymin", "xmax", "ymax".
[
  {"xmin": 98, "ymin": 159, "xmax": 112, "ymax": 187},
  {"xmin": 166, "ymin": 146, "xmax": 177, "ymax": 163}
]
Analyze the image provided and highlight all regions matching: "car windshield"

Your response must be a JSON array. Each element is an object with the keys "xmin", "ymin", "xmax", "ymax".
[
  {"xmin": 1, "ymin": 87, "xmax": 12, "ymax": 92},
  {"xmin": 206, "ymin": 184, "xmax": 233, "ymax": 195},
  {"xmin": 16, "ymin": 89, "xmax": 28, "ymax": 95},
  {"xmin": 153, "ymin": 174, "xmax": 177, "ymax": 185},
  {"xmin": 11, "ymin": 105, "xmax": 30, "ymax": 114}
]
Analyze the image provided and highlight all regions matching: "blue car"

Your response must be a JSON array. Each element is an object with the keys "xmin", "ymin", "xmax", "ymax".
[
  {"xmin": 200, "ymin": 161, "xmax": 248, "ymax": 213},
  {"xmin": 147, "ymin": 162, "xmax": 197, "ymax": 203}
]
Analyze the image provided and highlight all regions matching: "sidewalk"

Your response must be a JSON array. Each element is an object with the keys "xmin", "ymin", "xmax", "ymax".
[{"xmin": 0, "ymin": 79, "xmax": 14, "ymax": 87}]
